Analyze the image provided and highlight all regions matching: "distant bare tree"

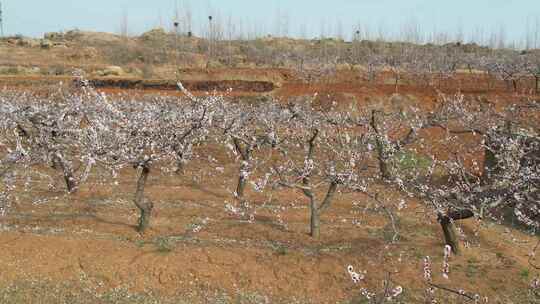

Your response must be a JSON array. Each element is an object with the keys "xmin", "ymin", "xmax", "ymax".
[
  {"xmin": 524, "ymin": 52, "xmax": 540, "ymax": 94},
  {"xmin": 384, "ymin": 45, "xmax": 415, "ymax": 93},
  {"xmin": 491, "ymin": 53, "xmax": 528, "ymax": 92},
  {"xmin": 120, "ymin": 8, "xmax": 129, "ymax": 38},
  {"xmin": 432, "ymin": 47, "xmax": 462, "ymax": 90}
]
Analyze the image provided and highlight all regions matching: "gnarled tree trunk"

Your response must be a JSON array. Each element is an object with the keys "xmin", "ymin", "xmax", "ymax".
[
  {"xmin": 174, "ymin": 152, "xmax": 186, "ymax": 175},
  {"xmin": 233, "ymin": 137, "xmax": 251, "ymax": 205},
  {"xmin": 309, "ymin": 197, "xmax": 320, "ymax": 238},
  {"xmin": 376, "ymin": 153, "xmax": 392, "ymax": 180},
  {"xmin": 482, "ymin": 145, "xmax": 498, "ymax": 184},
  {"xmin": 52, "ymin": 152, "xmax": 77, "ymax": 193},
  {"xmin": 394, "ymin": 73, "xmax": 400, "ymax": 94},
  {"xmin": 371, "ymin": 110, "xmax": 393, "ymax": 180},
  {"xmin": 307, "ymin": 181, "xmax": 338, "ymax": 238},
  {"xmin": 236, "ymin": 161, "xmax": 248, "ymax": 203},
  {"xmin": 134, "ymin": 166, "xmax": 153, "ymax": 233},
  {"xmin": 438, "ymin": 213, "xmax": 460, "ymax": 254},
  {"xmin": 438, "ymin": 209, "xmax": 474, "ymax": 254}
]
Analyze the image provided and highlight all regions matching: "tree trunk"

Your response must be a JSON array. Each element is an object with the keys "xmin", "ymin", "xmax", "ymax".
[
  {"xmin": 232, "ymin": 138, "xmax": 251, "ymax": 204},
  {"xmin": 310, "ymin": 197, "xmax": 320, "ymax": 238},
  {"xmin": 319, "ymin": 182, "xmax": 338, "ymax": 212},
  {"xmin": 303, "ymin": 129, "xmax": 320, "ymax": 238},
  {"xmin": 134, "ymin": 166, "xmax": 153, "ymax": 233},
  {"xmin": 303, "ymin": 182, "xmax": 339, "ymax": 239},
  {"xmin": 370, "ymin": 110, "xmax": 393, "ymax": 180},
  {"xmin": 438, "ymin": 213, "xmax": 460, "ymax": 254},
  {"xmin": 505, "ymin": 79, "xmax": 514, "ymax": 92},
  {"xmin": 174, "ymin": 151, "xmax": 185, "ymax": 175},
  {"xmin": 236, "ymin": 166, "xmax": 248, "ymax": 203},
  {"xmin": 175, "ymin": 161, "xmax": 185, "ymax": 175},
  {"xmin": 377, "ymin": 154, "xmax": 392, "ymax": 180},
  {"xmin": 449, "ymin": 209, "xmax": 474, "ymax": 220},
  {"xmin": 482, "ymin": 135, "xmax": 499, "ymax": 185},
  {"xmin": 52, "ymin": 152, "xmax": 77, "ymax": 193},
  {"xmin": 483, "ymin": 148, "xmax": 497, "ymax": 184},
  {"xmin": 374, "ymin": 135, "xmax": 393, "ymax": 180}
]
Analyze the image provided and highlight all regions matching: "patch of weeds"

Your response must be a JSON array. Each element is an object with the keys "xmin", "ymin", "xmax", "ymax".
[
  {"xmin": 205, "ymin": 291, "xmax": 232, "ymax": 304},
  {"xmin": 366, "ymin": 227, "xmax": 382, "ymax": 238},
  {"xmin": 349, "ymin": 291, "xmax": 409, "ymax": 304},
  {"xmin": 412, "ymin": 225, "xmax": 435, "ymax": 238},
  {"xmin": 0, "ymin": 66, "xmax": 21, "ymax": 75},
  {"xmin": 410, "ymin": 247, "xmax": 426, "ymax": 260},
  {"xmin": 394, "ymin": 150, "xmax": 432, "ymax": 174},
  {"xmin": 185, "ymin": 217, "xmax": 210, "ymax": 234},
  {"xmin": 0, "ymin": 280, "xmax": 179, "ymax": 304},
  {"xmin": 46, "ymin": 64, "xmax": 67, "ymax": 75},
  {"xmin": 495, "ymin": 251, "xmax": 516, "ymax": 267},
  {"xmin": 382, "ymin": 221, "xmax": 401, "ymax": 243},
  {"xmin": 154, "ymin": 236, "xmax": 173, "ymax": 253},
  {"xmin": 466, "ymin": 258, "xmax": 480, "ymax": 278},
  {"xmin": 0, "ymin": 275, "xmax": 279, "ymax": 303},
  {"xmin": 520, "ymin": 268, "xmax": 530, "ymax": 279},
  {"xmin": 348, "ymin": 295, "xmax": 371, "ymax": 304},
  {"xmin": 134, "ymin": 239, "xmax": 146, "ymax": 248},
  {"xmin": 269, "ymin": 241, "xmax": 289, "ymax": 256},
  {"xmin": 234, "ymin": 291, "xmax": 270, "ymax": 304},
  {"xmin": 399, "ymin": 217, "xmax": 433, "ymax": 240},
  {"xmin": 319, "ymin": 243, "xmax": 353, "ymax": 253},
  {"xmin": 366, "ymin": 225, "xmax": 401, "ymax": 243}
]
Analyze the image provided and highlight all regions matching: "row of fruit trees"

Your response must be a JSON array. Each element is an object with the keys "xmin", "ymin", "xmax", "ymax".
[{"xmin": 0, "ymin": 79, "xmax": 538, "ymax": 301}]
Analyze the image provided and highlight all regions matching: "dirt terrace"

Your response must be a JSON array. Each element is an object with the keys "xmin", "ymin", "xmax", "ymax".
[
  {"xmin": 0, "ymin": 140, "xmax": 537, "ymax": 303},
  {"xmin": 0, "ymin": 69, "xmax": 538, "ymax": 303}
]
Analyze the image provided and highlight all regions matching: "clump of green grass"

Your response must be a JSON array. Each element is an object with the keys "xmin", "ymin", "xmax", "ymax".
[
  {"xmin": 465, "ymin": 257, "xmax": 486, "ymax": 279},
  {"xmin": 0, "ymin": 66, "xmax": 21, "ymax": 75},
  {"xmin": 394, "ymin": 150, "xmax": 432, "ymax": 173},
  {"xmin": 154, "ymin": 236, "xmax": 173, "ymax": 253},
  {"xmin": 269, "ymin": 241, "xmax": 289, "ymax": 255},
  {"xmin": 520, "ymin": 268, "xmax": 530, "ymax": 279}
]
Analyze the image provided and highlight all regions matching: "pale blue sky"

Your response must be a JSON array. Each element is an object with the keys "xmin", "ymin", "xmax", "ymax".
[{"xmin": 2, "ymin": 0, "xmax": 540, "ymax": 46}]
